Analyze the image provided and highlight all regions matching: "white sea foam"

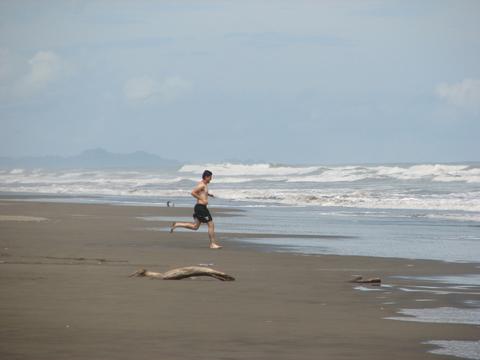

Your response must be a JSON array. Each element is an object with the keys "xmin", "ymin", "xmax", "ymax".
[
  {"xmin": 397, "ymin": 275, "xmax": 480, "ymax": 287},
  {"xmin": 353, "ymin": 286, "xmax": 384, "ymax": 292},
  {"xmin": 386, "ymin": 307, "xmax": 480, "ymax": 325},
  {"xmin": 2, "ymin": 164, "xmax": 480, "ymax": 185},
  {"xmin": 286, "ymin": 164, "xmax": 480, "ymax": 183},
  {"xmin": 179, "ymin": 163, "xmax": 480, "ymax": 183},
  {"xmin": 426, "ymin": 340, "xmax": 480, "ymax": 360},
  {"xmin": 1, "ymin": 164, "xmax": 480, "ymax": 213},
  {"xmin": 1, "ymin": 184, "xmax": 480, "ymax": 213},
  {"xmin": 211, "ymin": 189, "xmax": 480, "ymax": 213}
]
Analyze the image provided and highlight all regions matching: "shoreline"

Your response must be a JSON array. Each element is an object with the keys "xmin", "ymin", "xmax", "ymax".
[
  {"xmin": 1, "ymin": 199, "xmax": 479, "ymax": 359},
  {"xmin": 3, "ymin": 193, "xmax": 479, "ymax": 264}
]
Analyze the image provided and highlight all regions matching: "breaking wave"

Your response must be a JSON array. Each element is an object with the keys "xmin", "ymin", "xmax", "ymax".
[
  {"xmin": 211, "ymin": 189, "xmax": 480, "ymax": 212},
  {"xmin": 180, "ymin": 163, "xmax": 480, "ymax": 184},
  {"xmin": 179, "ymin": 163, "xmax": 320, "ymax": 177},
  {"xmin": 1, "ymin": 163, "xmax": 479, "ymax": 213}
]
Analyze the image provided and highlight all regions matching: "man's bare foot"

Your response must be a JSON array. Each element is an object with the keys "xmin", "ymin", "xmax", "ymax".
[
  {"xmin": 170, "ymin": 222, "xmax": 176, "ymax": 233},
  {"xmin": 209, "ymin": 243, "xmax": 222, "ymax": 249}
]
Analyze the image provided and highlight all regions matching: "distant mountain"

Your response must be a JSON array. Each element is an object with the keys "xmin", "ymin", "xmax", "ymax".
[{"xmin": 0, "ymin": 148, "xmax": 180, "ymax": 169}]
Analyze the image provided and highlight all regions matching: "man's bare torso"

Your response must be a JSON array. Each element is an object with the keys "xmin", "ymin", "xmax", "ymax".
[{"xmin": 195, "ymin": 181, "xmax": 209, "ymax": 205}]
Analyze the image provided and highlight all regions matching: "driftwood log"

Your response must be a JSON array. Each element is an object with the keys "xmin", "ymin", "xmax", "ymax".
[
  {"xmin": 129, "ymin": 266, "xmax": 235, "ymax": 281},
  {"xmin": 349, "ymin": 276, "xmax": 381, "ymax": 285}
]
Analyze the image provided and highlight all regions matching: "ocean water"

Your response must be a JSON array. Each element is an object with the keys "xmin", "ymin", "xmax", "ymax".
[{"xmin": 1, "ymin": 162, "xmax": 479, "ymax": 262}]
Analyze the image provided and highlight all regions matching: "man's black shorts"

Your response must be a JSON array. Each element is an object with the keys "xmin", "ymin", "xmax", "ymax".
[{"xmin": 193, "ymin": 204, "xmax": 212, "ymax": 223}]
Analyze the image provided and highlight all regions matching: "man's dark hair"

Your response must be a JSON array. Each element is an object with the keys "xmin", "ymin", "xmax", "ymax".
[{"xmin": 202, "ymin": 170, "xmax": 213, "ymax": 179}]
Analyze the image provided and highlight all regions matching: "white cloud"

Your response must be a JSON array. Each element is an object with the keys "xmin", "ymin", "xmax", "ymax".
[
  {"xmin": 436, "ymin": 78, "xmax": 480, "ymax": 111},
  {"xmin": 1, "ymin": 50, "xmax": 67, "ymax": 99},
  {"xmin": 23, "ymin": 51, "xmax": 62, "ymax": 87},
  {"xmin": 123, "ymin": 76, "xmax": 192, "ymax": 104},
  {"xmin": 123, "ymin": 76, "xmax": 158, "ymax": 102}
]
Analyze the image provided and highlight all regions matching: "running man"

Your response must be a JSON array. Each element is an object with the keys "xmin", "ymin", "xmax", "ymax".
[{"xmin": 170, "ymin": 170, "xmax": 222, "ymax": 249}]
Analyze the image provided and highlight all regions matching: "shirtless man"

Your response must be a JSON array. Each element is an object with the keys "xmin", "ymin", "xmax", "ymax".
[{"xmin": 170, "ymin": 170, "xmax": 222, "ymax": 249}]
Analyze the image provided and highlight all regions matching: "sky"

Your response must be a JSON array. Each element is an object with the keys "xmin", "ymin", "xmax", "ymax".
[{"xmin": 0, "ymin": 0, "xmax": 479, "ymax": 164}]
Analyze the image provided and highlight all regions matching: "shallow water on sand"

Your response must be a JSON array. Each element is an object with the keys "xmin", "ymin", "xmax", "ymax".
[
  {"xmin": 147, "ymin": 205, "xmax": 480, "ymax": 263},
  {"xmin": 143, "ymin": 204, "xmax": 480, "ymax": 360}
]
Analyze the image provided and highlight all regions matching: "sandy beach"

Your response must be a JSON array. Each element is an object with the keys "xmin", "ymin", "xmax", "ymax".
[{"xmin": 0, "ymin": 199, "xmax": 478, "ymax": 360}]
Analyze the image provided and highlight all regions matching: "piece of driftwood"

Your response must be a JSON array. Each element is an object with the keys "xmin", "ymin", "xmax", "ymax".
[
  {"xmin": 349, "ymin": 276, "xmax": 381, "ymax": 285},
  {"xmin": 129, "ymin": 266, "xmax": 235, "ymax": 281}
]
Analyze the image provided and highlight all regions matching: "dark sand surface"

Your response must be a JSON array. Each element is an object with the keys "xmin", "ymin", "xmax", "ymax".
[{"xmin": 0, "ymin": 200, "xmax": 478, "ymax": 359}]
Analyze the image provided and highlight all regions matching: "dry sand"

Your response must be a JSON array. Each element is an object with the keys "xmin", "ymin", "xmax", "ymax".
[{"xmin": 0, "ymin": 200, "xmax": 478, "ymax": 359}]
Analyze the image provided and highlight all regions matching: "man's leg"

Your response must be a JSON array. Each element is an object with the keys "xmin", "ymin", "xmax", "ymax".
[
  {"xmin": 207, "ymin": 221, "xmax": 222, "ymax": 249},
  {"xmin": 170, "ymin": 219, "xmax": 200, "ymax": 232}
]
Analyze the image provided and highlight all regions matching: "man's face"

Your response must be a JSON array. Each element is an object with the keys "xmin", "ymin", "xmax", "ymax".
[{"xmin": 204, "ymin": 175, "xmax": 212, "ymax": 184}]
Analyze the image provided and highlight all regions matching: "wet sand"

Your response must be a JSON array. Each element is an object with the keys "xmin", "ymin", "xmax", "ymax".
[{"xmin": 0, "ymin": 200, "xmax": 478, "ymax": 359}]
